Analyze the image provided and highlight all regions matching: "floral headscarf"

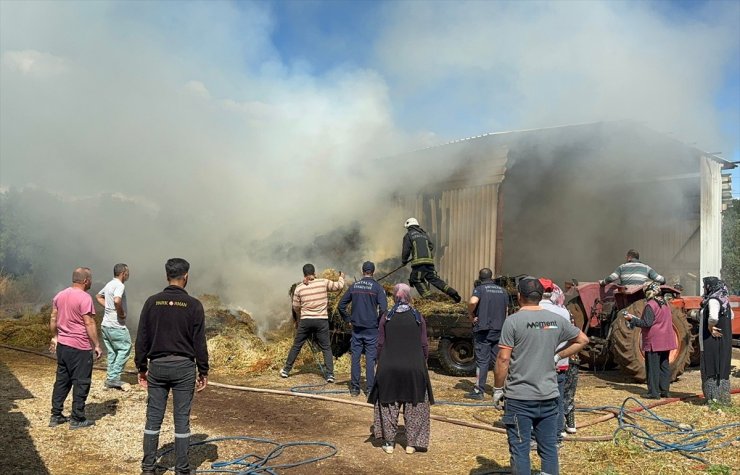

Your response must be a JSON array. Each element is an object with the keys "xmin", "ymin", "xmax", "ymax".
[
  {"xmin": 702, "ymin": 277, "xmax": 730, "ymax": 314},
  {"xmin": 393, "ymin": 283, "xmax": 412, "ymax": 304},
  {"xmin": 549, "ymin": 283, "xmax": 566, "ymax": 308},
  {"xmin": 644, "ymin": 281, "xmax": 665, "ymax": 305}
]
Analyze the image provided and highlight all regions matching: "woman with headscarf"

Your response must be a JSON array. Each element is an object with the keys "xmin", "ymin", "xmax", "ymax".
[
  {"xmin": 538, "ymin": 279, "xmax": 574, "ymax": 441},
  {"xmin": 368, "ymin": 283, "xmax": 434, "ymax": 454},
  {"xmin": 550, "ymin": 283, "xmax": 580, "ymax": 435},
  {"xmin": 700, "ymin": 277, "xmax": 733, "ymax": 406},
  {"xmin": 623, "ymin": 281, "xmax": 677, "ymax": 399}
]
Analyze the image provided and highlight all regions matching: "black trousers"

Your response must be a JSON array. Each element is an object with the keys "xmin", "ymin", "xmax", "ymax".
[
  {"xmin": 284, "ymin": 319, "xmax": 334, "ymax": 375},
  {"xmin": 51, "ymin": 343, "xmax": 93, "ymax": 421},
  {"xmin": 644, "ymin": 350, "xmax": 670, "ymax": 396},
  {"xmin": 409, "ymin": 264, "xmax": 457, "ymax": 298},
  {"xmin": 142, "ymin": 358, "xmax": 196, "ymax": 475}
]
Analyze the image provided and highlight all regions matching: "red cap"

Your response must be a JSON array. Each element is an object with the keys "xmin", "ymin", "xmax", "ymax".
[{"xmin": 538, "ymin": 278, "xmax": 554, "ymax": 292}]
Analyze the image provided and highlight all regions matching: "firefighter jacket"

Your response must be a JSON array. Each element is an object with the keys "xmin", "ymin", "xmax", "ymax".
[{"xmin": 401, "ymin": 226, "xmax": 435, "ymax": 267}]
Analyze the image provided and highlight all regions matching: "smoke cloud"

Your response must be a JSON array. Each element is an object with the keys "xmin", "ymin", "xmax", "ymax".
[{"xmin": 1, "ymin": 1, "xmax": 737, "ymax": 326}]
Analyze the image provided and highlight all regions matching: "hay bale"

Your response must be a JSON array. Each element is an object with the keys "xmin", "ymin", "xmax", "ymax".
[
  {"xmin": 207, "ymin": 334, "xmax": 267, "ymax": 372},
  {"xmin": 0, "ymin": 306, "xmax": 52, "ymax": 350}
]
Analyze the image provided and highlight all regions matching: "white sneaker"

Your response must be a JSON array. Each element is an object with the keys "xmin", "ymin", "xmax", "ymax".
[
  {"xmin": 279, "ymin": 368, "xmax": 289, "ymax": 378},
  {"xmin": 560, "ymin": 431, "xmax": 567, "ymax": 438},
  {"xmin": 566, "ymin": 427, "xmax": 577, "ymax": 434},
  {"xmin": 405, "ymin": 446, "xmax": 416, "ymax": 454},
  {"xmin": 382, "ymin": 442, "xmax": 394, "ymax": 454}
]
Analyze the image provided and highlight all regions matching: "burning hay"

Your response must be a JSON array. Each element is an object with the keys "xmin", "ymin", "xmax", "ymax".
[{"xmin": 328, "ymin": 271, "xmax": 466, "ymax": 320}]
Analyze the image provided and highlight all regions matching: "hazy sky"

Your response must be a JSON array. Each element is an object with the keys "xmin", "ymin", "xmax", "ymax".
[{"xmin": 1, "ymin": 0, "xmax": 738, "ymax": 324}]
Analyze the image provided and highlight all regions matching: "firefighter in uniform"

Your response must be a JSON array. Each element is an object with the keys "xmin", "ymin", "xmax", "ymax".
[{"xmin": 401, "ymin": 218, "xmax": 461, "ymax": 303}]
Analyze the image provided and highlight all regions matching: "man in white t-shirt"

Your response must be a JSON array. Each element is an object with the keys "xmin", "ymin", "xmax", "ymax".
[{"xmin": 96, "ymin": 263, "xmax": 131, "ymax": 390}]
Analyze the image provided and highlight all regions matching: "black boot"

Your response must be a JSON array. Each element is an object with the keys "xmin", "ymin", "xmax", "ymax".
[
  {"xmin": 142, "ymin": 433, "xmax": 159, "ymax": 473},
  {"xmin": 174, "ymin": 435, "xmax": 191, "ymax": 475}
]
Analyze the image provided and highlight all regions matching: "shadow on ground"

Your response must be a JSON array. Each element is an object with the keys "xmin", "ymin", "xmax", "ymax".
[
  {"xmin": 0, "ymin": 360, "xmax": 50, "ymax": 474},
  {"xmin": 469, "ymin": 454, "xmax": 509, "ymax": 474},
  {"xmin": 157, "ymin": 433, "xmax": 218, "ymax": 472}
]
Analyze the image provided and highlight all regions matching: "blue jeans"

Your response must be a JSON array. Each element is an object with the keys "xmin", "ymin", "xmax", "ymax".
[
  {"xmin": 102, "ymin": 326, "xmax": 132, "ymax": 382},
  {"xmin": 350, "ymin": 327, "xmax": 378, "ymax": 393},
  {"xmin": 142, "ymin": 357, "xmax": 196, "ymax": 475},
  {"xmin": 473, "ymin": 329, "xmax": 500, "ymax": 392},
  {"xmin": 556, "ymin": 371, "xmax": 567, "ymax": 438},
  {"xmin": 502, "ymin": 398, "xmax": 559, "ymax": 475}
]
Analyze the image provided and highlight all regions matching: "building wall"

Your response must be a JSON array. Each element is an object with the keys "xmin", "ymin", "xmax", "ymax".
[
  {"xmin": 700, "ymin": 155, "xmax": 724, "ymax": 281},
  {"xmin": 402, "ymin": 184, "xmax": 501, "ymax": 297},
  {"xmin": 396, "ymin": 124, "xmax": 729, "ymax": 298}
]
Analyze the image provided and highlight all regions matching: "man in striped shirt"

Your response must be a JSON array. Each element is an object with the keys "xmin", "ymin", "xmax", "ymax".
[
  {"xmin": 599, "ymin": 249, "xmax": 665, "ymax": 287},
  {"xmin": 281, "ymin": 263, "xmax": 345, "ymax": 383}
]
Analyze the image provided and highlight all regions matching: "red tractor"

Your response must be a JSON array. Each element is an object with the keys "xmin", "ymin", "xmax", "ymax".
[{"xmin": 564, "ymin": 281, "xmax": 740, "ymax": 382}]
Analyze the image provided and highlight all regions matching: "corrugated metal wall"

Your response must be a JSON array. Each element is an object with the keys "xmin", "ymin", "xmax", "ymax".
[{"xmin": 400, "ymin": 147, "xmax": 508, "ymax": 298}]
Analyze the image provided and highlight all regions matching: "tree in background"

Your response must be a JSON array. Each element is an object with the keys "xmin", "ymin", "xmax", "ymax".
[
  {"xmin": 722, "ymin": 199, "xmax": 740, "ymax": 294},
  {"xmin": 0, "ymin": 190, "xmax": 40, "ymax": 277}
]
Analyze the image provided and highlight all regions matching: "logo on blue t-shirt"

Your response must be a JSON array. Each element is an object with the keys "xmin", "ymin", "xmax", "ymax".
[{"xmin": 526, "ymin": 321, "xmax": 559, "ymax": 330}]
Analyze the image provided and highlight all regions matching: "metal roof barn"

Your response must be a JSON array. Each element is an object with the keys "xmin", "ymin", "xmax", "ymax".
[{"xmin": 395, "ymin": 121, "xmax": 735, "ymax": 297}]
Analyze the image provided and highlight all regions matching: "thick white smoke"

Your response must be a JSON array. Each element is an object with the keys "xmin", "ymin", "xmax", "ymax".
[{"xmin": 1, "ymin": 1, "xmax": 737, "ymax": 326}]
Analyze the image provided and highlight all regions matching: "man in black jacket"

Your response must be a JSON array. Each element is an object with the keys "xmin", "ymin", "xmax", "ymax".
[
  {"xmin": 338, "ymin": 261, "xmax": 388, "ymax": 396},
  {"xmin": 401, "ymin": 217, "xmax": 461, "ymax": 302},
  {"xmin": 135, "ymin": 258, "xmax": 209, "ymax": 475}
]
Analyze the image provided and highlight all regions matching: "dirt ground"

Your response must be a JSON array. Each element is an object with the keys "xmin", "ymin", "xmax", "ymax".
[{"xmin": 1, "ymin": 347, "xmax": 739, "ymax": 475}]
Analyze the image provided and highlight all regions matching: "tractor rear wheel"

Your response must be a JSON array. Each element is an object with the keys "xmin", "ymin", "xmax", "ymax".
[
  {"xmin": 610, "ymin": 299, "xmax": 692, "ymax": 382},
  {"xmin": 437, "ymin": 338, "xmax": 476, "ymax": 376},
  {"xmin": 330, "ymin": 330, "xmax": 351, "ymax": 358}
]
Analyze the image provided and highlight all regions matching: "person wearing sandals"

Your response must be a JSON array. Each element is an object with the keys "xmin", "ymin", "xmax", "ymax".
[
  {"xmin": 368, "ymin": 283, "xmax": 434, "ymax": 454},
  {"xmin": 700, "ymin": 277, "xmax": 733, "ymax": 406}
]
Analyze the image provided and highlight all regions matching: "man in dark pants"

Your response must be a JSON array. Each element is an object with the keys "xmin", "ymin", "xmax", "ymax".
[
  {"xmin": 465, "ymin": 268, "xmax": 508, "ymax": 400},
  {"xmin": 135, "ymin": 258, "xmax": 209, "ymax": 475},
  {"xmin": 281, "ymin": 264, "xmax": 345, "ymax": 382},
  {"xmin": 401, "ymin": 217, "xmax": 461, "ymax": 303},
  {"xmin": 49, "ymin": 267, "xmax": 102, "ymax": 429},
  {"xmin": 623, "ymin": 281, "xmax": 676, "ymax": 399},
  {"xmin": 493, "ymin": 277, "xmax": 588, "ymax": 475},
  {"xmin": 338, "ymin": 261, "xmax": 387, "ymax": 396}
]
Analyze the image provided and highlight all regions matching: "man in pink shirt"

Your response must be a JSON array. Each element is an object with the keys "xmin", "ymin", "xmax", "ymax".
[{"xmin": 49, "ymin": 267, "xmax": 102, "ymax": 429}]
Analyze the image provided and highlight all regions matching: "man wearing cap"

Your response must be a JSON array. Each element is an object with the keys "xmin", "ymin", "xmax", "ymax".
[
  {"xmin": 539, "ymin": 278, "xmax": 575, "ymax": 441},
  {"xmin": 281, "ymin": 263, "xmax": 345, "ymax": 383},
  {"xmin": 493, "ymin": 277, "xmax": 588, "ymax": 475},
  {"xmin": 338, "ymin": 261, "xmax": 388, "ymax": 396},
  {"xmin": 465, "ymin": 268, "xmax": 508, "ymax": 400},
  {"xmin": 599, "ymin": 249, "xmax": 665, "ymax": 286},
  {"xmin": 401, "ymin": 218, "xmax": 461, "ymax": 303}
]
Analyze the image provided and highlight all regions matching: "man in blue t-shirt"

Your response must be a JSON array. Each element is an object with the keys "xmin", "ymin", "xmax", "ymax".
[
  {"xmin": 465, "ymin": 268, "xmax": 508, "ymax": 400},
  {"xmin": 493, "ymin": 277, "xmax": 588, "ymax": 475},
  {"xmin": 338, "ymin": 261, "xmax": 388, "ymax": 396}
]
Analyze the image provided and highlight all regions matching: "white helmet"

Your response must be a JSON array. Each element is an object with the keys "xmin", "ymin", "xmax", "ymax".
[{"xmin": 404, "ymin": 217, "xmax": 419, "ymax": 228}]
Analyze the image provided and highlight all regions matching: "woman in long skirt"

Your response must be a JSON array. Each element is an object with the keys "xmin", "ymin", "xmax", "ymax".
[
  {"xmin": 700, "ymin": 277, "xmax": 733, "ymax": 406},
  {"xmin": 368, "ymin": 283, "xmax": 434, "ymax": 454}
]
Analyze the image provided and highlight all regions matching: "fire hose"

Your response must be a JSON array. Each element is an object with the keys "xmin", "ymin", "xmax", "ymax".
[{"xmin": 2, "ymin": 343, "xmax": 738, "ymax": 454}]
